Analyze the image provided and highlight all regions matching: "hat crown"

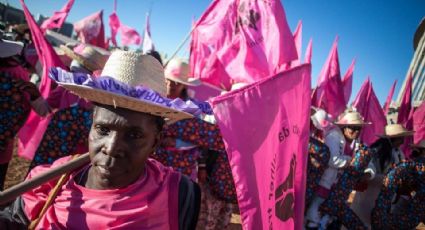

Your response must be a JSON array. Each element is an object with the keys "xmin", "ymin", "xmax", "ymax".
[
  {"xmin": 336, "ymin": 111, "xmax": 368, "ymax": 125},
  {"xmin": 164, "ymin": 58, "xmax": 190, "ymax": 82},
  {"xmin": 101, "ymin": 50, "xmax": 166, "ymax": 96},
  {"xmin": 384, "ymin": 124, "xmax": 411, "ymax": 136}
]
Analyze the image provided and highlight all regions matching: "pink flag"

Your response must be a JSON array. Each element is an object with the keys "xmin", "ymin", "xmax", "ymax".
[
  {"xmin": 192, "ymin": 0, "xmax": 297, "ymax": 87},
  {"xmin": 314, "ymin": 36, "xmax": 345, "ymax": 118},
  {"xmin": 382, "ymin": 80, "xmax": 397, "ymax": 115},
  {"xmin": 73, "ymin": 10, "xmax": 107, "ymax": 49},
  {"xmin": 291, "ymin": 20, "xmax": 302, "ymax": 67},
  {"xmin": 413, "ymin": 101, "xmax": 425, "ymax": 144},
  {"xmin": 397, "ymin": 74, "xmax": 413, "ymax": 125},
  {"xmin": 211, "ymin": 64, "xmax": 311, "ymax": 230},
  {"xmin": 342, "ymin": 59, "xmax": 355, "ymax": 104},
  {"xmin": 18, "ymin": 0, "xmax": 67, "ymax": 160},
  {"xmin": 40, "ymin": 0, "xmax": 74, "ymax": 32},
  {"xmin": 142, "ymin": 13, "xmax": 155, "ymax": 54},
  {"xmin": 304, "ymin": 38, "xmax": 312, "ymax": 64},
  {"xmin": 108, "ymin": 0, "xmax": 141, "ymax": 47},
  {"xmin": 352, "ymin": 77, "xmax": 386, "ymax": 145}
]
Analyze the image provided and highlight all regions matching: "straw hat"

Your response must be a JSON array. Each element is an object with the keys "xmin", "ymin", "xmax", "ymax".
[
  {"xmin": 164, "ymin": 58, "xmax": 200, "ymax": 86},
  {"xmin": 334, "ymin": 110, "xmax": 371, "ymax": 126},
  {"xmin": 411, "ymin": 140, "xmax": 425, "ymax": 149},
  {"xmin": 377, "ymin": 124, "xmax": 415, "ymax": 138},
  {"xmin": 56, "ymin": 50, "xmax": 193, "ymax": 121},
  {"xmin": 60, "ymin": 44, "xmax": 109, "ymax": 72}
]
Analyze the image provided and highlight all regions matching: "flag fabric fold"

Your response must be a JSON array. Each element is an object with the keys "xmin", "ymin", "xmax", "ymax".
[
  {"xmin": 211, "ymin": 64, "xmax": 311, "ymax": 230},
  {"xmin": 413, "ymin": 101, "xmax": 425, "ymax": 144},
  {"xmin": 18, "ymin": 0, "xmax": 67, "ymax": 160},
  {"xmin": 108, "ymin": 0, "xmax": 141, "ymax": 47},
  {"xmin": 304, "ymin": 38, "xmax": 312, "ymax": 64},
  {"xmin": 74, "ymin": 10, "xmax": 107, "ymax": 49},
  {"xmin": 352, "ymin": 77, "xmax": 386, "ymax": 145},
  {"xmin": 40, "ymin": 0, "xmax": 75, "ymax": 32},
  {"xmin": 382, "ymin": 80, "xmax": 397, "ymax": 115},
  {"xmin": 397, "ymin": 74, "xmax": 414, "ymax": 158}
]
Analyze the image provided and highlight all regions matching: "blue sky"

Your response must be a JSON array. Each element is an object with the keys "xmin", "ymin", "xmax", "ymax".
[{"xmin": 8, "ymin": 0, "xmax": 425, "ymax": 104}]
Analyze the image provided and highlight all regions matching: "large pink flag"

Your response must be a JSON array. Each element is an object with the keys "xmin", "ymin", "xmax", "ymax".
[
  {"xmin": 40, "ymin": 0, "xmax": 74, "ymax": 32},
  {"xmin": 74, "ymin": 10, "xmax": 107, "ymax": 49},
  {"xmin": 413, "ymin": 101, "xmax": 425, "ymax": 144},
  {"xmin": 291, "ymin": 20, "xmax": 302, "ymax": 67},
  {"xmin": 352, "ymin": 77, "xmax": 386, "ymax": 145},
  {"xmin": 142, "ymin": 13, "xmax": 155, "ymax": 54},
  {"xmin": 304, "ymin": 38, "xmax": 312, "ymax": 64},
  {"xmin": 382, "ymin": 80, "xmax": 397, "ymax": 115},
  {"xmin": 314, "ymin": 36, "xmax": 345, "ymax": 119},
  {"xmin": 211, "ymin": 64, "xmax": 311, "ymax": 230},
  {"xmin": 18, "ymin": 0, "xmax": 67, "ymax": 160},
  {"xmin": 342, "ymin": 59, "xmax": 355, "ymax": 104},
  {"xmin": 192, "ymin": 0, "xmax": 297, "ymax": 87},
  {"xmin": 108, "ymin": 0, "xmax": 141, "ymax": 47}
]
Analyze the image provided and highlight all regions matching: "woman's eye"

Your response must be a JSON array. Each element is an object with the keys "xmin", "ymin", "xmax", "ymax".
[
  {"xmin": 96, "ymin": 126, "xmax": 110, "ymax": 136},
  {"xmin": 128, "ymin": 131, "xmax": 143, "ymax": 139}
]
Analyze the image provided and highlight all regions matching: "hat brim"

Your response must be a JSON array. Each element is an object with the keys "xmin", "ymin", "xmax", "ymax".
[
  {"xmin": 410, "ymin": 143, "xmax": 425, "ymax": 149},
  {"xmin": 60, "ymin": 45, "xmax": 102, "ymax": 72},
  {"xmin": 165, "ymin": 75, "xmax": 201, "ymax": 86},
  {"xmin": 59, "ymin": 83, "xmax": 193, "ymax": 122},
  {"xmin": 0, "ymin": 40, "xmax": 24, "ymax": 58},
  {"xmin": 376, "ymin": 131, "xmax": 415, "ymax": 138},
  {"xmin": 334, "ymin": 122, "xmax": 371, "ymax": 126}
]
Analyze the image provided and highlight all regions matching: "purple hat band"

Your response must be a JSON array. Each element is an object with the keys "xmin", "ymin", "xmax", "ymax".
[{"xmin": 49, "ymin": 67, "xmax": 213, "ymax": 116}]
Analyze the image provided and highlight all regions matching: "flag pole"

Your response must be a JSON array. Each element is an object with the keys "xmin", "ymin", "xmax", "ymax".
[
  {"xmin": 164, "ymin": 19, "xmax": 200, "ymax": 67},
  {"xmin": 0, "ymin": 153, "xmax": 90, "ymax": 205}
]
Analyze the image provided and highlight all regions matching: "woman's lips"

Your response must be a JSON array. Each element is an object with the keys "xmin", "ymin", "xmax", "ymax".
[{"xmin": 96, "ymin": 165, "xmax": 122, "ymax": 176}]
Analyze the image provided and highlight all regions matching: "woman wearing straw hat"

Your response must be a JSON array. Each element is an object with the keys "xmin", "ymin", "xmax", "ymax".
[
  {"xmin": 0, "ymin": 51, "xmax": 201, "ymax": 229},
  {"xmin": 350, "ymin": 123, "xmax": 414, "ymax": 228},
  {"xmin": 371, "ymin": 139, "xmax": 425, "ymax": 229},
  {"xmin": 306, "ymin": 109, "xmax": 375, "ymax": 229},
  {"xmin": 28, "ymin": 44, "xmax": 110, "ymax": 169}
]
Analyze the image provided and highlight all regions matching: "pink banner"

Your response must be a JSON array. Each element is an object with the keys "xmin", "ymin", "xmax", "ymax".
[
  {"xmin": 211, "ymin": 64, "xmax": 311, "ymax": 230},
  {"xmin": 18, "ymin": 0, "xmax": 67, "ymax": 160},
  {"xmin": 304, "ymin": 38, "xmax": 312, "ymax": 64},
  {"xmin": 74, "ymin": 10, "xmax": 107, "ymax": 49},
  {"xmin": 382, "ymin": 80, "xmax": 397, "ymax": 115},
  {"xmin": 398, "ymin": 74, "xmax": 413, "ymax": 125},
  {"xmin": 40, "ymin": 0, "xmax": 74, "ymax": 32},
  {"xmin": 413, "ymin": 101, "xmax": 425, "ymax": 144},
  {"xmin": 108, "ymin": 0, "xmax": 141, "ymax": 47},
  {"xmin": 342, "ymin": 59, "xmax": 355, "ymax": 104},
  {"xmin": 352, "ymin": 77, "xmax": 386, "ymax": 145}
]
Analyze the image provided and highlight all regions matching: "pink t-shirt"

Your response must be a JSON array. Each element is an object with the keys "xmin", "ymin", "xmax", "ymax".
[{"xmin": 23, "ymin": 157, "xmax": 180, "ymax": 230}]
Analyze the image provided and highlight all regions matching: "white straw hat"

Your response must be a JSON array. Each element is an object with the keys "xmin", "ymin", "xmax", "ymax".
[
  {"xmin": 56, "ymin": 50, "xmax": 194, "ymax": 121},
  {"xmin": 0, "ymin": 30, "xmax": 24, "ymax": 58},
  {"xmin": 334, "ymin": 110, "xmax": 371, "ymax": 126},
  {"xmin": 164, "ymin": 58, "xmax": 200, "ymax": 86},
  {"xmin": 377, "ymin": 123, "xmax": 415, "ymax": 138},
  {"xmin": 60, "ymin": 44, "xmax": 109, "ymax": 72}
]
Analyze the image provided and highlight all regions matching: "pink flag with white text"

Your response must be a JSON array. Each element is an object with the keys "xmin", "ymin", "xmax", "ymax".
[
  {"xmin": 413, "ymin": 101, "xmax": 425, "ymax": 144},
  {"xmin": 352, "ymin": 77, "xmax": 386, "ymax": 145},
  {"xmin": 211, "ymin": 64, "xmax": 311, "ymax": 230},
  {"xmin": 314, "ymin": 37, "xmax": 345, "ymax": 118},
  {"xmin": 18, "ymin": 0, "xmax": 67, "ymax": 160},
  {"xmin": 74, "ymin": 10, "xmax": 107, "ymax": 49},
  {"xmin": 382, "ymin": 80, "xmax": 397, "ymax": 115},
  {"xmin": 304, "ymin": 38, "xmax": 312, "ymax": 64},
  {"xmin": 342, "ymin": 59, "xmax": 355, "ymax": 104},
  {"xmin": 192, "ymin": 0, "xmax": 297, "ymax": 87},
  {"xmin": 40, "ymin": 0, "xmax": 74, "ymax": 32}
]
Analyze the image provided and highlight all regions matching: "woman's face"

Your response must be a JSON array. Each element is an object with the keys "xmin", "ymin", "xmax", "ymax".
[
  {"xmin": 166, "ymin": 79, "xmax": 185, "ymax": 99},
  {"xmin": 390, "ymin": 137, "xmax": 405, "ymax": 148},
  {"xmin": 87, "ymin": 105, "xmax": 161, "ymax": 189},
  {"xmin": 343, "ymin": 126, "xmax": 361, "ymax": 141}
]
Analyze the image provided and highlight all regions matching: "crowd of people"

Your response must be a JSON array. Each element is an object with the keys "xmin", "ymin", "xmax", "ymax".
[{"xmin": 0, "ymin": 18, "xmax": 424, "ymax": 230}]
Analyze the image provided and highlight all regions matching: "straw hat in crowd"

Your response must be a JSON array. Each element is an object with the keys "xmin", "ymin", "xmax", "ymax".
[
  {"xmin": 334, "ymin": 110, "xmax": 371, "ymax": 126},
  {"xmin": 53, "ymin": 50, "xmax": 194, "ymax": 121},
  {"xmin": 164, "ymin": 58, "xmax": 200, "ymax": 86},
  {"xmin": 377, "ymin": 124, "xmax": 415, "ymax": 138},
  {"xmin": 60, "ymin": 44, "xmax": 109, "ymax": 72}
]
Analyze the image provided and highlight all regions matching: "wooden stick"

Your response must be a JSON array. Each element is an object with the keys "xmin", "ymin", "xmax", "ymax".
[{"xmin": 0, "ymin": 153, "xmax": 90, "ymax": 205}]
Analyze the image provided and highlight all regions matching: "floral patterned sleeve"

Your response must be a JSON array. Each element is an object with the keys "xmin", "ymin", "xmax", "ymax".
[{"xmin": 162, "ymin": 118, "xmax": 225, "ymax": 152}]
